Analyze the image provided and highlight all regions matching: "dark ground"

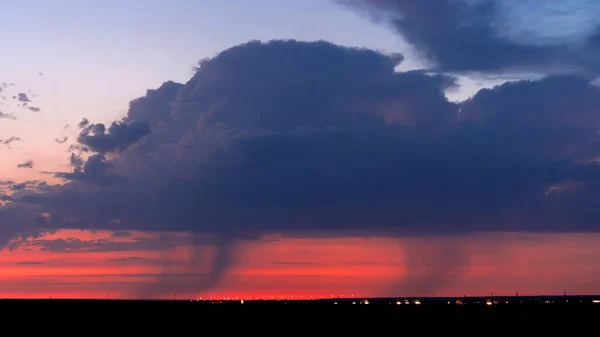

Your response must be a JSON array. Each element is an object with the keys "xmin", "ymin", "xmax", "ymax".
[
  {"xmin": 2, "ymin": 294, "xmax": 597, "ymax": 305},
  {"xmin": 2, "ymin": 296, "xmax": 597, "ymax": 331},
  {"xmin": 2, "ymin": 295, "xmax": 598, "ymax": 319}
]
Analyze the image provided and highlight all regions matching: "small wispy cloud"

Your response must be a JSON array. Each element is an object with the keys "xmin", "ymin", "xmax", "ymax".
[
  {"xmin": 1, "ymin": 137, "xmax": 21, "ymax": 146},
  {"xmin": 17, "ymin": 160, "xmax": 34, "ymax": 169},
  {"xmin": 0, "ymin": 111, "xmax": 16, "ymax": 120},
  {"xmin": 54, "ymin": 136, "xmax": 68, "ymax": 144}
]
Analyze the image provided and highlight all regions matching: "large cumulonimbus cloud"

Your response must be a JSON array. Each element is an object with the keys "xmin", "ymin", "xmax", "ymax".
[
  {"xmin": 338, "ymin": 0, "xmax": 600, "ymax": 76},
  {"xmin": 1, "ymin": 39, "xmax": 600, "ymax": 296},
  {"xmin": 4, "ymin": 39, "xmax": 600, "ymax": 238}
]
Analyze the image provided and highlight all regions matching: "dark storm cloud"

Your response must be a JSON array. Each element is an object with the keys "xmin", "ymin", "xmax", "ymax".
[
  {"xmin": 16, "ymin": 40, "xmax": 462, "ymax": 233},
  {"xmin": 3, "ymin": 39, "xmax": 600, "ymax": 296},
  {"xmin": 591, "ymin": 29, "xmax": 600, "ymax": 46},
  {"xmin": 68, "ymin": 144, "xmax": 90, "ymax": 153},
  {"xmin": 9, "ymin": 180, "xmax": 44, "ymax": 191},
  {"xmin": 11, "ymin": 39, "xmax": 600, "ymax": 237},
  {"xmin": 78, "ymin": 118, "xmax": 89, "ymax": 129},
  {"xmin": 125, "ymin": 81, "xmax": 184, "ymax": 129},
  {"xmin": 76, "ymin": 119, "xmax": 151, "ymax": 154},
  {"xmin": 68, "ymin": 152, "xmax": 84, "ymax": 170},
  {"xmin": 338, "ymin": 0, "xmax": 600, "ymax": 75},
  {"xmin": 0, "ymin": 204, "xmax": 55, "ymax": 248},
  {"xmin": 48, "ymin": 153, "xmax": 125, "ymax": 186},
  {"xmin": 0, "ymin": 181, "xmax": 14, "ymax": 199}
]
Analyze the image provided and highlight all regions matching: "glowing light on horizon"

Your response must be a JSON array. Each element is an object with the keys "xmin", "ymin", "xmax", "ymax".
[{"xmin": 199, "ymin": 293, "xmax": 362, "ymax": 300}]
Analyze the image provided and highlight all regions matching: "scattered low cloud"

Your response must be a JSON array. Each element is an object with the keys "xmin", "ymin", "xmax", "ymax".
[
  {"xmin": 17, "ymin": 160, "xmax": 33, "ymax": 169},
  {"xmin": 16, "ymin": 93, "xmax": 30, "ymax": 103},
  {"xmin": 15, "ymin": 261, "xmax": 45, "ymax": 265},
  {"xmin": 10, "ymin": 233, "xmax": 190, "ymax": 253},
  {"xmin": 54, "ymin": 136, "xmax": 68, "ymax": 144},
  {"xmin": 0, "ymin": 111, "xmax": 16, "ymax": 120},
  {"xmin": 1, "ymin": 137, "xmax": 20, "ymax": 146}
]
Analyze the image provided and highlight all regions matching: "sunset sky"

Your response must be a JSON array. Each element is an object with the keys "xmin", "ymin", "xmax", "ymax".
[{"xmin": 1, "ymin": 0, "xmax": 600, "ymax": 299}]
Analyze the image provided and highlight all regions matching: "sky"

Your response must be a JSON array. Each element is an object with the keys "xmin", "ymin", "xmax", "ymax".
[{"xmin": 1, "ymin": 0, "xmax": 600, "ymax": 299}]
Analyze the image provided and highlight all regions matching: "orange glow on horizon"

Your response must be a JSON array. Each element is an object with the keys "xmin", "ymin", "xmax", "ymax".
[{"xmin": 1, "ymin": 230, "xmax": 600, "ymax": 299}]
